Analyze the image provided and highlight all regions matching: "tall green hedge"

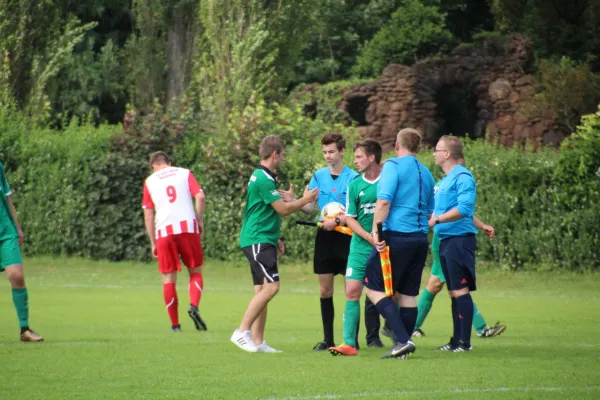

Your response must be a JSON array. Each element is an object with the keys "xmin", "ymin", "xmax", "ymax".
[{"xmin": 1, "ymin": 105, "xmax": 599, "ymax": 270}]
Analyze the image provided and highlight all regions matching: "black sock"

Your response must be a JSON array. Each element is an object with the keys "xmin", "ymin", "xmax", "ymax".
[
  {"xmin": 364, "ymin": 296, "xmax": 380, "ymax": 343},
  {"xmin": 320, "ymin": 297, "xmax": 334, "ymax": 345},
  {"xmin": 456, "ymin": 294, "xmax": 474, "ymax": 347},
  {"xmin": 451, "ymin": 298, "xmax": 460, "ymax": 344},
  {"xmin": 399, "ymin": 307, "xmax": 418, "ymax": 337},
  {"xmin": 375, "ymin": 297, "xmax": 409, "ymax": 343},
  {"xmin": 20, "ymin": 326, "xmax": 30, "ymax": 334}
]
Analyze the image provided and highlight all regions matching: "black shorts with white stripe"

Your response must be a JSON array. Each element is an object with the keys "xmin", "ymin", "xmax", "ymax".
[{"xmin": 242, "ymin": 244, "xmax": 279, "ymax": 285}]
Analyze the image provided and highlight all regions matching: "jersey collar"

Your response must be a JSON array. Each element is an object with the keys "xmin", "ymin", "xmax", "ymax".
[{"xmin": 259, "ymin": 165, "xmax": 277, "ymax": 181}]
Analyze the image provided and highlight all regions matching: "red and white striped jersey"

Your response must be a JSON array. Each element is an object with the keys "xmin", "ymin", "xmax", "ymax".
[{"xmin": 142, "ymin": 166, "xmax": 202, "ymax": 238}]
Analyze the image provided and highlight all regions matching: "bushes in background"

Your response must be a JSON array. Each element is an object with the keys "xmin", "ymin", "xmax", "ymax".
[{"xmin": 1, "ymin": 105, "xmax": 599, "ymax": 270}]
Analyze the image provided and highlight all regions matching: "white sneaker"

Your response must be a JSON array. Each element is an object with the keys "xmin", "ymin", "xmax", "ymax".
[
  {"xmin": 257, "ymin": 341, "xmax": 283, "ymax": 353},
  {"xmin": 230, "ymin": 329, "xmax": 259, "ymax": 353}
]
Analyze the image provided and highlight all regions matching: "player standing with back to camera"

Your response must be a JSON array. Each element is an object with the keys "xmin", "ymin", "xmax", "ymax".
[
  {"xmin": 429, "ymin": 136, "xmax": 478, "ymax": 352},
  {"xmin": 0, "ymin": 161, "xmax": 43, "ymax": 342},
  {"xmin": 232, "ymin": 135, "xmax": 319, "ymax": 353},
  {"xmin": 364, "ymin": 128, "xmax": 435, "ymax": 359},
  {"xmin": 142, "ymin": 152, "xmax": 207, "ymax": 333}
]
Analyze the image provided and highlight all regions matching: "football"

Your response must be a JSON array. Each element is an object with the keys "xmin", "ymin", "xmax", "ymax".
[{"xmin": 320, "ymin": 202, "xmax": 346, "ymax": 220}]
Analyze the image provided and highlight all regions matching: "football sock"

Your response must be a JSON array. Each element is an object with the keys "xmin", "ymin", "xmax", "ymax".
[
  {"xmin": 342, "ymin": 300, "xmax": 360, "ymax": 347},
  {"xmin": 399, "ymin": 307, "xmax": 418, "ymax": 337},
  {"xmin": 188, "ymin": 272, "xmax": 204, "ymax": 308},
  {"xmin": 472, "ymin": 301, "xmax": 487, "ymax": 334},
  {"xmin": 415, "ymin": 288, "xmax": 435, "ymax": 329},
  {"xmin": 163, "ymin": 283, "xmax": 179, "ymax": 327},
  {"xmin": 320, "ymin": 297, "xmax": 335, "ymax": 345},
  {"xmin": 12, "ymin": 288, "xmax": 29, "ymax": 329},
  {"xmin": 456, "ymin": 294, "xmax": 474, "ymax": 347},
  {"xmin": 364, "ymin": 296, "xmax": 380, "ymax": 344},
  {"xmin": 375, "ymin": 297, "xmax": 409, "ymax": 344},
  {"xmin": 451, "ymin": 297, "xmax": 460, "ymax": 344}
]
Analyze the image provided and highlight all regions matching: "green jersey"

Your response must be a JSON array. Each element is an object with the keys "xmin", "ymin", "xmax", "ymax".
[
  {"xmin": 239, "ymin": 167, "xmax": 283, "ymax": 248},
  {"xmin": 431, "ymin": 179, "xmax": 443, "ymax": 252},
  {"xmin": 0, "ymin": 162, "xmax": 18, "ymax": 242},
  {"xmin": 346, "ymin": 174, "xmax": 380, "ymax": 254}
]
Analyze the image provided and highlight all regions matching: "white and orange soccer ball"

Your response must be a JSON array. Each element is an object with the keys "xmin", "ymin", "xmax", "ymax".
[{"xmin": 320, "ymin": 202, "xmax": 346, "ymax": 220}]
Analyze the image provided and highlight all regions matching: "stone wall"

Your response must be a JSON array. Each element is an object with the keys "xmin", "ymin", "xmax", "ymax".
[{"xmin": 338, "ymin": 35, "xmax": 565, "ymax": 150}]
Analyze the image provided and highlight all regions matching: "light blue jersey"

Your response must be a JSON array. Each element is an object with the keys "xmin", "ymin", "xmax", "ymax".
[
  {"xmin": 433, "ymin": 164, "xmax": 477, "ymax": 240},
  {"xmin": 377, "ymin": 156, "xmax": 435, "ymax": 234},
  {"xmin": 309, "ymin": 166, "xmax": 359, "ymax": 220}
]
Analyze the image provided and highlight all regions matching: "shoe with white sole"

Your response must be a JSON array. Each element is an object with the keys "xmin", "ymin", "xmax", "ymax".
[
  {"xmin": 257, "ymin": 341, "xmax": 282, "ymax": 353},
  {"xmin": 231, "ymin": 329, "xmax": 259, "ymax": 353}
]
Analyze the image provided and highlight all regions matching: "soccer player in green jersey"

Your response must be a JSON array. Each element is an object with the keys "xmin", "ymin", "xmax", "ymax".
[
  {"xmin": 329, "ymin": 139, "xmax": 383, "ymax": 356},
  {"xmin": 231, "ymin": 136, "xmax": 319, "ymax": 353},
  {"xmin": 0, "ymin": 161, "xmax": 43, "ymax": 342}
]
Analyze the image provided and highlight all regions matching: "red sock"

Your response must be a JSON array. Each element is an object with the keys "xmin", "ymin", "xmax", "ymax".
[
  {"xmin": 189, "ymin": 273, "xmax": 204, "ymax": 307},
  {"xmin": 163, "ymin": 283, "xmax": 179, "ymax": 326}
]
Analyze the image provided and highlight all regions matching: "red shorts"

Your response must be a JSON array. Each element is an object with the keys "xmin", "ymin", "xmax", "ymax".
[{"xmin": 156, "ymin": 233, "xmax": 204, "ymax": 274}]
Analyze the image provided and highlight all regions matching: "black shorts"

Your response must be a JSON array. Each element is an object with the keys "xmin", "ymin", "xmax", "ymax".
[
  {"xmin": 364, "ymin": 232, "xmax": 428, "ymax": 296},
  {"xmin": 439, "ymin": 235, "xmax": 477, "ymax": 291},
  {"xmin": 242, "ymin": 244, "xmax": 280, "ymax": 285},
  {"xmin": 313, "ymin": 228, "xmax": 351, "ymax": 275}
]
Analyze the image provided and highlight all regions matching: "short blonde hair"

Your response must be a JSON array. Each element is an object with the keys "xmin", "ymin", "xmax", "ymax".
[
  {"xmin": 259, "ymin": 135, "xmax": 285, "ymax": 160},
  {"xmin": 439, "ymin": 136, "xmax": 464, "ymax": 161},
  {"xmin": 396, "ymin": 128, "xmax": 422, "ymax": 153}
]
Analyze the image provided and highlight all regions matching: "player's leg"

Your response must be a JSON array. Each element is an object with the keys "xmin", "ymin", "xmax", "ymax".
[
  {"xmin": 364, "ymin": 240, "xmax": 415, "ymax": 359},
  {"xmin": 179, "ymin": 233, "xmax": 207, "ymax": 331},
  {"xmin": 364, "ymin": 296, "xmax": 383, "ymax": 347},
  {"xmin": 331, "ymin": 274, "xmax": 361, "ymax": 355},
  {"xmin": 314, "ymin": 272, "xmax": 335, "ymax": 350},
  {"xmin": 413, "ymin": 275, "xmax": 444, "ymax": 336},
  {"xmin": 1, "ymin": 238, "xmax": 43, "ymax": 342},
  {"xmin": 233, "ymin": 244, "xmax": 281, "ymax": 353},
  {"xmin": 156, "ymin": 236, "xmax": 182, "ymax": 331},
  {"xmin": 437, "ymin": 238, "xmax": 461, "ymax": 350},
  {"xmin": 414, "ymin": 234, "xmax": 445, "ymax": 336}
]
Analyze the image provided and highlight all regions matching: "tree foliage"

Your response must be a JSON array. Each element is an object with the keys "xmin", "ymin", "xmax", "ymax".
[{"xmin": 353, "ymin": 0, "xmax": 455, "ymax": 77}]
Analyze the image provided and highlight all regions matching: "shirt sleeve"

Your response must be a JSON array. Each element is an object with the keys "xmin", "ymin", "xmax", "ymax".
[
  {"xmin": 377, "ymin": 160, "xmax": 398, "ymax": 202},
  {"xmin": 427, "ymin": 176, "xmax": 435, "ymax": 215},
  {"xmin": 142, "ymin": 183, "xmax": 154, "ymax": 209},
  {"xmin": 188, "ymin": 171, "xmax": 202, "ymax": 196},
  {"xmin": 345, "ymin": 183, "xmax": 357, "ymax": 217},
  {"xmin": 308, "ymin": 173, "xmax": 318, "ymax": 190},
  {"xmin": 455, "ymin": 174, "xmax": 476, "ymax": 218},
  {"xmin": 259, "ymin": 178, "xmax": 283, "ymax": 205}
]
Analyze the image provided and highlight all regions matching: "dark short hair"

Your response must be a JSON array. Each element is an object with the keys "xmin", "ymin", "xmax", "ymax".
[
  {"xmin": 321, "ymin": 132, "xmax": 346, "ymax": 151},
  {"xmin": 439, "ymin": 135, "xmax": 464, "ymax": 161},
  {"xmin": 259, "ymin": 135, "xmax": 285, "ymax": 160},
  {"xmin": 149, "ymin": 151, "xmax": 171, "ymax": 166},
  {"xmin": 397, "ymin": 128, "xmax": 422, "ymax": 153},
  {"xmin": 354, "ymin": 139, "xmax": 382, "ymax": 164}
]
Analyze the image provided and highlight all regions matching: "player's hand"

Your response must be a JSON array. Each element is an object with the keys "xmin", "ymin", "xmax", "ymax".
[
  {"xmin": 277, "ymin": 239, "xmax": 285, "ymax": 256},
  {"xmin": 482, "ymin": 224, "xmax": 495, "ymax": 239},
  {"xmin": 428, "ymin": 214, "xmax": 437, "ymax": 228},
  {"xmin": 373, "ymin": 232, "xmax": 387, "ymax": 252},
  {"xmin": 17, "ymin": 227, "xmax": 24, "ymax": 246},
  {"xmin": 151, "ymin": 244, "xmax": 158, "ymax": 258},
  {"xmin": 278, "ymin": 184, "xmax": 295, "ymax": 202},
  {"xmin": 198, "ymin": 220, "xmax": 204, "ymax": 237},
  {"xmin": 320, "ymin": 218, "xmax": 337, "ymax": 231},
  {"xmin": 303, "ymin": 186, "xmax": 319, "ymax": 202}
]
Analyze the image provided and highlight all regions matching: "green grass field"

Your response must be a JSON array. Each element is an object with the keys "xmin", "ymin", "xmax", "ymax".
[{"xmin": 1, "ymin": 258, "xmax": 600, "ymax": 399}]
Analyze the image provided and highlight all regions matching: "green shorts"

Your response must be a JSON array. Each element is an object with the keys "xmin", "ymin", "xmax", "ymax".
[
  {"xmin": 0, "ymin": 237, "xmax": 23, "ymax": 271},
  {"xmin": 430, "ymin": 234, "xmax": 445, "ymax": 283},
  {"xmin": 345, "ymin": 250, "xmax": 371, "ymax": 281}
]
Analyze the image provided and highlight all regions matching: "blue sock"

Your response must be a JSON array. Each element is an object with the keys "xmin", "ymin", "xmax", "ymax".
[
  {"xmin": 375, "ymin": 297, "xmax": 409, "ymax": 343},
  {"xmin": 451, "ymin": 298, "xmax": 461, "ymax": 344},
  {"xmin": 400, "ymin": 307, "xmax": 418, "ymax": 337},
  {"xmin": 456, "ymin": 294, "xmax": 474, "ymax": 347}
]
